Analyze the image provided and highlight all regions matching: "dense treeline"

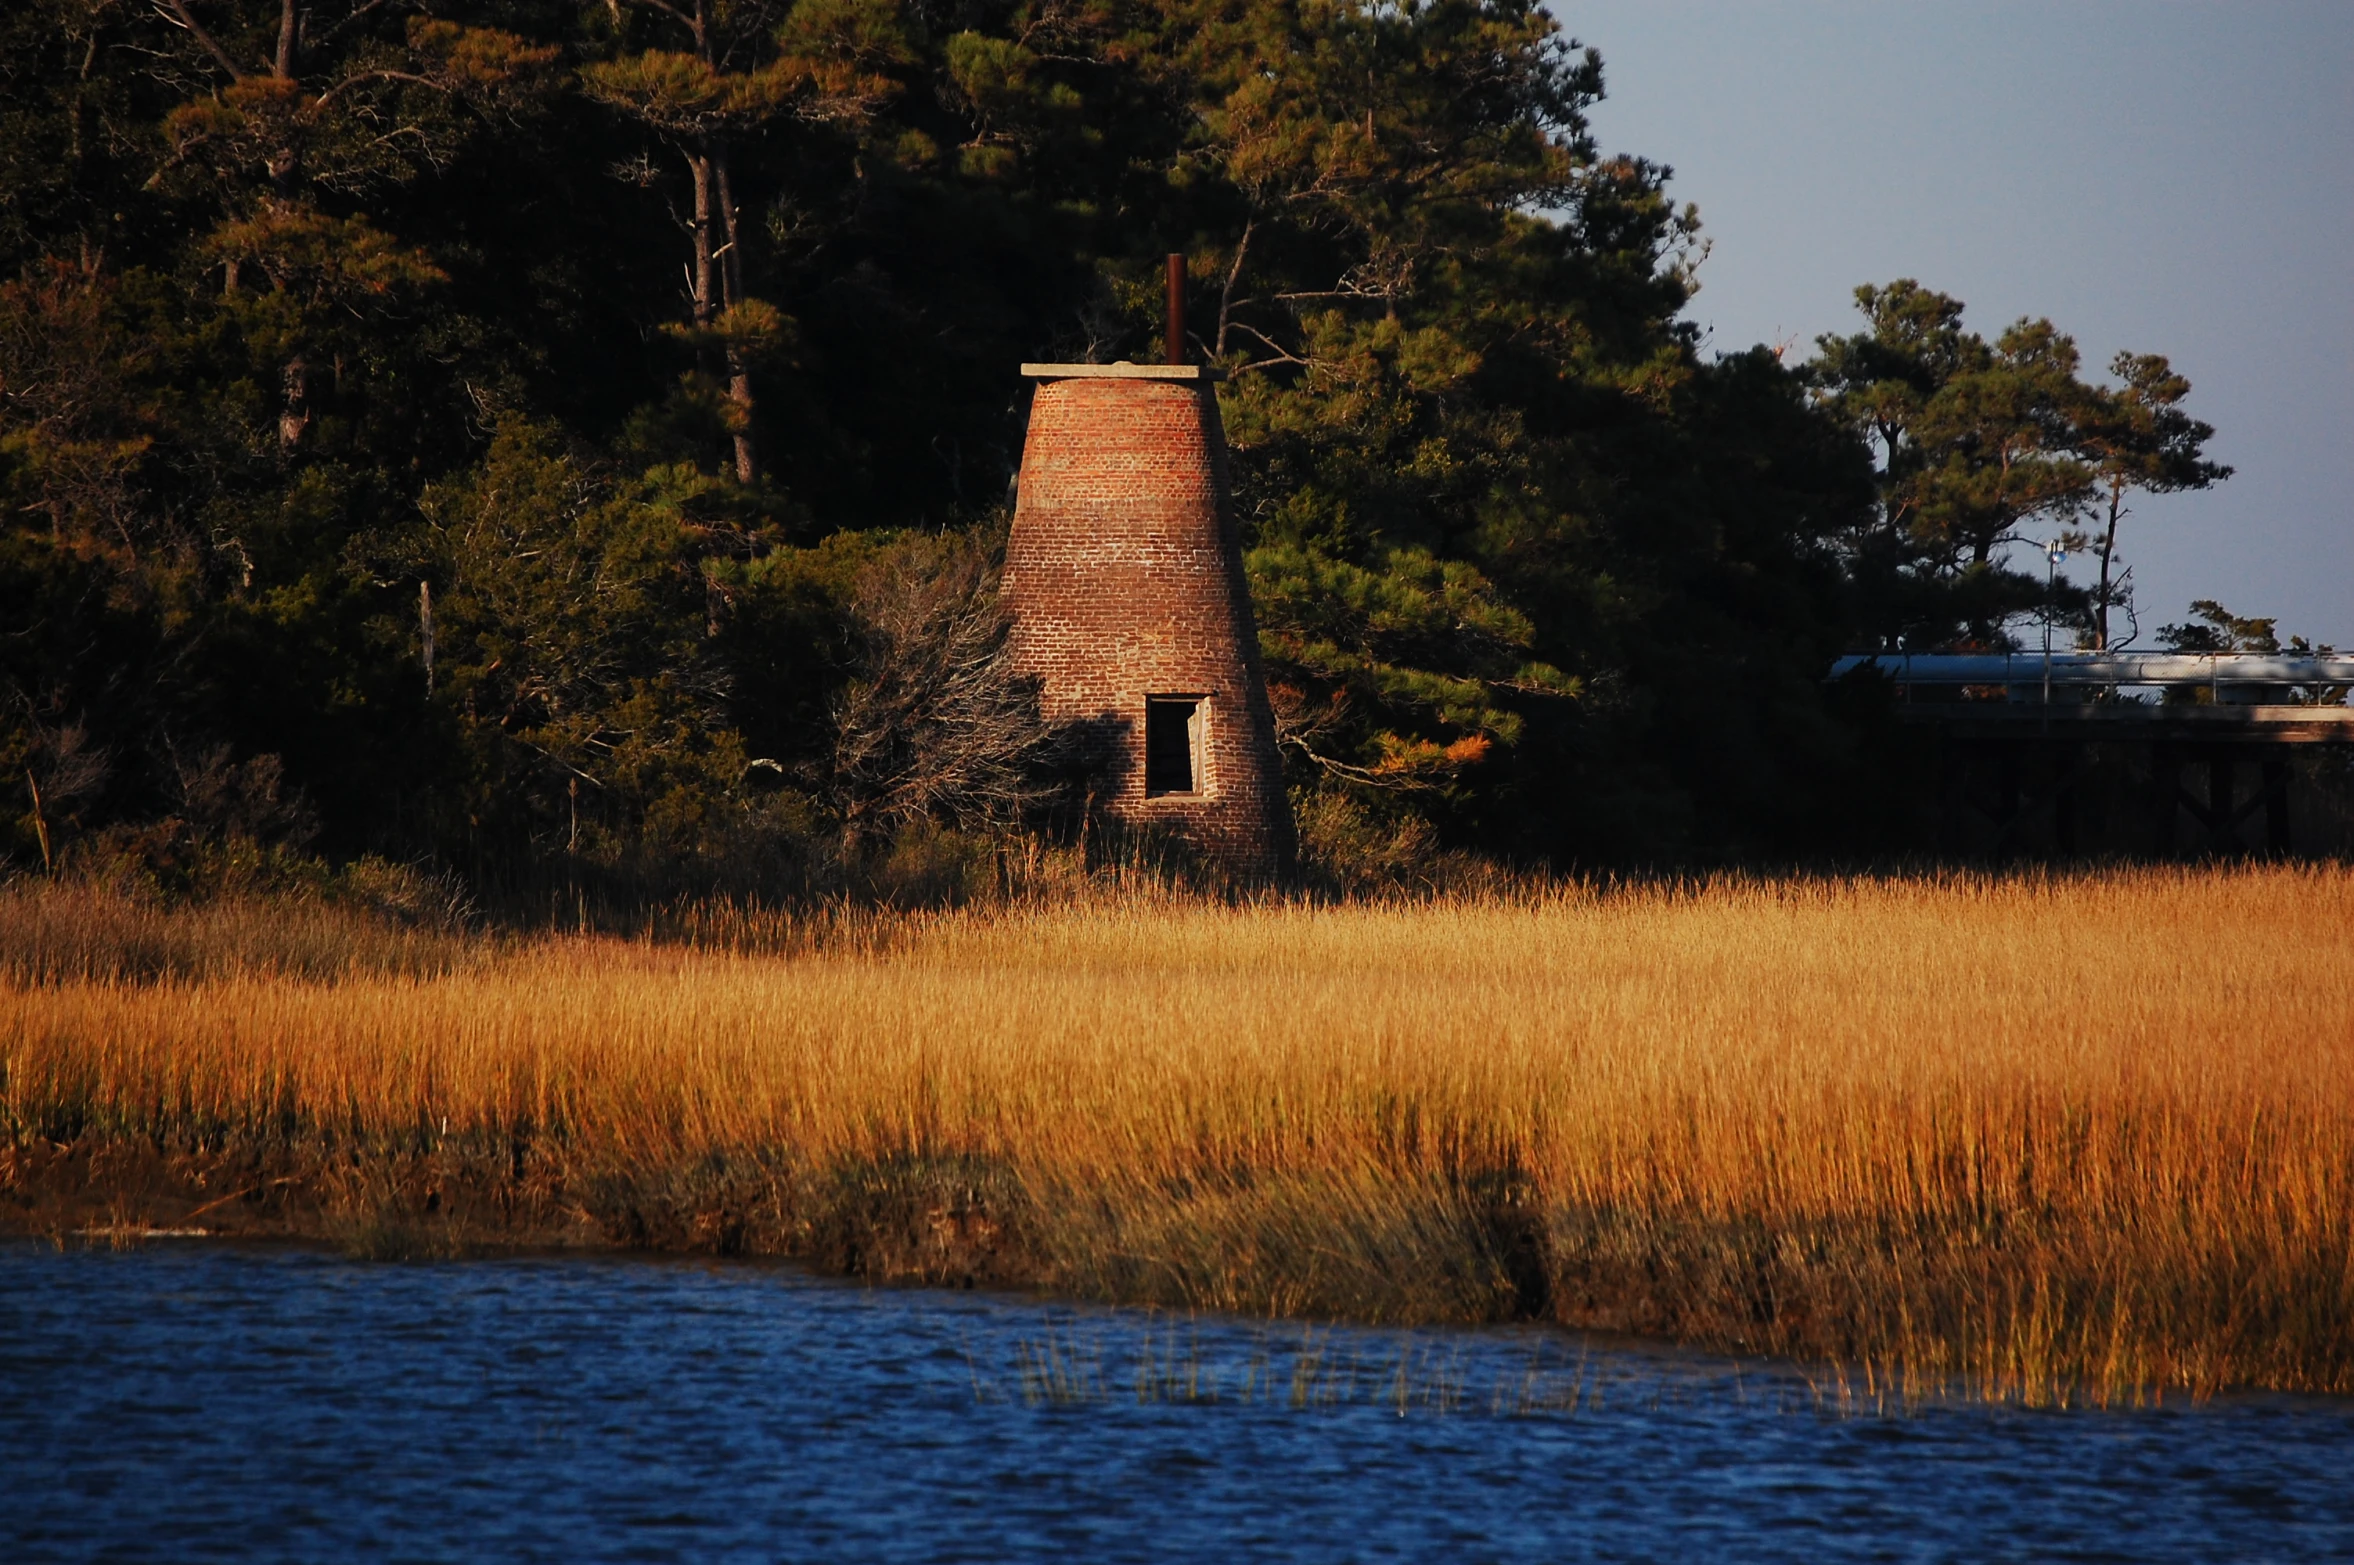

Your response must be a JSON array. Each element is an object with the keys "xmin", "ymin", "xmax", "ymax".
[{"xmin": 0, "ymin": 0, "xmax": 2232, "ymax": 896}]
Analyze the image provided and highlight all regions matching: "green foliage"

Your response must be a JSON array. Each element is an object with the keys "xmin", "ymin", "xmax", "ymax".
[
  {"xmin": 1814, "ymin": 281, "xmax": 2089, "ymax": 644},
  {"xmin": 1249, "ymin": 539, "xmax": 1570, "ymax": 784},
  {"xmin": 416, "ymin": 421, "xmax": 881, "ymax": 886},
  {"xmin": 1162, "ymin": 1, "xmax": 1882, "ymax": 857},
  {"xmin": 2158, "ymin": 600, "xmax": 2282, "ymax": 656},
  {"xmin": 0, "ymin": 0, "xmax": 2236, "ymax": 890},
  {"xmin": 2072, "ymin": 350, "xmax": 2230, "ymax": 649},
  {"xmin": 1809, "ymin": 281, "xmax": 2228, "ymax": 655}
]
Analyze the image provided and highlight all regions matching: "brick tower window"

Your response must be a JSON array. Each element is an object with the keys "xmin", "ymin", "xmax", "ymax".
[{"xmin": 1145, "ymin": 696, "xmax": 1205, "ymax": 795}]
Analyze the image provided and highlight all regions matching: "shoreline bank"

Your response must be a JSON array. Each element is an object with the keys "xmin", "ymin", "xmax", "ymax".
[{"xmin": 7, "ymin": 866, "xmax": 2352, "ymax": 1402}]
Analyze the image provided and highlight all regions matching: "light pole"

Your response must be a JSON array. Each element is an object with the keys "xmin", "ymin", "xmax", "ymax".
[{"xmin": 2042, "ymin": 538, "xmax": 2068, "ymax": 706}]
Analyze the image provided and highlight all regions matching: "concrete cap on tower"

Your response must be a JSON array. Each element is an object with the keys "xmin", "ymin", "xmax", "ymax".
[{"xmin": 1020, "ymin": 362, "xmax": 1224, "ymax": 382}]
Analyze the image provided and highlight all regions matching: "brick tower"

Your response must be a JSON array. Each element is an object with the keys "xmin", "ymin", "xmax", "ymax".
[{"xmin": 1004, "ymin": 361, "xmax": 1295, "ymax": 879}]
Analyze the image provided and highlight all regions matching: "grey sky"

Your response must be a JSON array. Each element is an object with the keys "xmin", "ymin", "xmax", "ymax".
[{"xmin": 1562, "ymin": 1, "xmax": 2353, "ymax": 646}]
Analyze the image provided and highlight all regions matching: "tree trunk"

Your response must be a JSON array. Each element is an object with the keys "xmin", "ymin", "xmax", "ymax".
[
  {"xmin": 268, "ymin": 0, "xmax": 304, "ymax": 449},
  {"xmin": 714, "ymin": 140, "xmax": 757, "ymax": 484},
  {"xmin": 2094, "ymin": 485, "xmax": 2123, "ymax": 650},
  {"xmin": 279, "ymin": 353, "xmax": 309, "ymax": 449},
  {"xmin": 687, "ymin": 146, "xmax": 716, "ymax": 328},
  {"xmin": 682, "ymin": 142, "xmax": 757, "ymax": 482},
  {"xmin": 723, "ymin": 349, "xmax": 757, "ymax": 485}
]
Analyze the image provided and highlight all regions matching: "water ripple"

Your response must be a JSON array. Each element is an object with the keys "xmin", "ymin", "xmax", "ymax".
[{"xmin": 4, "ymin": 1243, "xmax": 2352, "ymax": 1563}]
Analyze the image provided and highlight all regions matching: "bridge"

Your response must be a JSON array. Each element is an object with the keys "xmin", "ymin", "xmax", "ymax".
[{"xmin": 1828, "ymin": 652, "xmax": 2354, "ymax": 855}]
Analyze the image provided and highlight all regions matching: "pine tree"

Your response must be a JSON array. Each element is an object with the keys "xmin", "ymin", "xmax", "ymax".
[
  {"xmin": 145, "ymin": 1, "xmax": 555, "ymax": 447},
  {"xmin": 581, "ymin": 0, "xmax": 910, "ymax": 483},
  {"xmin": 1814, "ymin": 281, "xmax": 2098, "ymax": 647},
  {"xmin": 2072, "ymin": 351, "xmax": 2229, "ymax": 648}
]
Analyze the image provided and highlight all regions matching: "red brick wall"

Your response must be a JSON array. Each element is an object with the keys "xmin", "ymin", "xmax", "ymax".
[{"xmin": 1004, "ymin": 369, "xmax": 1295, "ymax": 877}]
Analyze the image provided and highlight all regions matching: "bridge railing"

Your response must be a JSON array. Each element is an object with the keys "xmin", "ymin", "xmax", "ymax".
[{"xmin": 1827, "ymin": 652, "xmax": 2354, "ymax": 705}]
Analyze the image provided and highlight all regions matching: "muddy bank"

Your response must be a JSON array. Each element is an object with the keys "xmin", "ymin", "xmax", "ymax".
[{"xmin": 14, "ymin": 1133, "xmax": 2350, "ymax": 1406}]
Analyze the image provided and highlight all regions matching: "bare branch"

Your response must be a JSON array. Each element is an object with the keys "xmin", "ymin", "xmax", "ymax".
[
  {"xmin": 308, "ymin": 69, "xmax": 440, "ymax": 112},
  {"xmin": 611, "ymin": 0, "xmax": 706, "ymax": 50},
  {"xmin": 1276, "ymin": 733, "xmax": 1438, "ymax": 792},
  {"xmin": 829, "ymin": 537, "xmax": 1072, "ymax": 843},
  {"xmin": 312, "ymin": 0, "xmax": 398, "ymax": 51},
  {"xmin": 1215, "ymin": 218, "xmax": 1252, "ymax": 358},
  {"xmin": 1224, "ymin": 322, "xmax": 1309, "ymax": 374},
  {"xmin": 512, "ymin": 736, "xmax": 607, "ymax": 788},
  {"xmin": 152, "ymin": 0, "xmax": 249, "ymax": 80}
]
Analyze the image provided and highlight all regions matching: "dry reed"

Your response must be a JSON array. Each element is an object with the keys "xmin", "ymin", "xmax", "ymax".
[
  {"xmin": 4, "ymin": 865, "xmax": 2350, "ymax": 1403},
  {"xmin": 0, "ymin": 878, "xmax": 482, "ymax": 984}
]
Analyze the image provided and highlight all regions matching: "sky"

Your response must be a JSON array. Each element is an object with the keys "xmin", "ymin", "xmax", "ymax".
[{"xmin": 1560, "ymin": 0, "xmax": 2354, "ymax": 646}]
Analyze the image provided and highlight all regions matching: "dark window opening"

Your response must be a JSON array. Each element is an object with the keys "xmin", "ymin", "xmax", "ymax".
[{"xmin": 1145, "ymin": 697, "xmax": 1203, "ymax": 795}]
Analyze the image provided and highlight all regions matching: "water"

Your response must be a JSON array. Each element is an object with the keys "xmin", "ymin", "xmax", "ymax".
[{"xmin": 4, "ymin": 1243, "xmax": 2351, "ymax": 1563}]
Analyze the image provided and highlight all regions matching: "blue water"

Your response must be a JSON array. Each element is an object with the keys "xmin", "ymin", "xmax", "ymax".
[{"xmin": 4, "ymin": 1243, "xmax": 2352, "ymax": 1562}]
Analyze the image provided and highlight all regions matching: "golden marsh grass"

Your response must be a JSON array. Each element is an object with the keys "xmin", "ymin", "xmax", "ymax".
[{"xmin": 4, "ymin": 866, "xmax": 2351, "ymax": 1402}]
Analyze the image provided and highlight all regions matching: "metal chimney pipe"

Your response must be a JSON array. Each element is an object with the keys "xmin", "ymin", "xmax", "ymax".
[{"xmin": 1165, "ymin": 253, "xmax": 1186, "ymax": 365}]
